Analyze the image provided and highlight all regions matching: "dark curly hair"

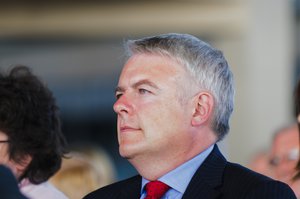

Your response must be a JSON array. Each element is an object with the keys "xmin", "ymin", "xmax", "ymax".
[{"xmin": 0, "ymin": 65, "xmax": 67, "ymax": 184}]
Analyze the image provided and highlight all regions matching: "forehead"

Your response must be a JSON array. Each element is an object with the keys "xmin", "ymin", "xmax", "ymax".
[{"xmin": 119, "ymin": 53, "xmax": 187, "ymax": 84}]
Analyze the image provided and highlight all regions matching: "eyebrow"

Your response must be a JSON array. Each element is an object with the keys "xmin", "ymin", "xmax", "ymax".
[
  {"xmin": 115, "ymin": 79, "xmax": 159, "ymax": 93},
  {"xmin": 132, "ymin": 79, "xmax": 159, "ymax": 90},
  {"xmin": 115, "ymin": 86, "xmax": 124, "ymax": 94}
]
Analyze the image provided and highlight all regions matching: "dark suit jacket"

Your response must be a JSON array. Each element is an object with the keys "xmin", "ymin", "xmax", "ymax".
[
  {"xmin": 84, "ymin": 145, "xmax": 296, "ymax": 199},
  {"xmin": 0, "ymin": 165, "xmax": 28, "ymax": 199}
]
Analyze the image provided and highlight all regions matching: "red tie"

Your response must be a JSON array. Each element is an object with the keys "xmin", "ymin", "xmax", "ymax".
[{"xmin": 145, "ymin": 181, "xmax": 170, "ymax": 199}]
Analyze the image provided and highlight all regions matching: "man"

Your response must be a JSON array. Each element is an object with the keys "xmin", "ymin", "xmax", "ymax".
[
  {"xmin": 84, "ymin": 33, "xmax": 296, "ymax": 198},
  {"xmin": 0, "ymin": 66, "xmax": 68, "ymax": 199}
]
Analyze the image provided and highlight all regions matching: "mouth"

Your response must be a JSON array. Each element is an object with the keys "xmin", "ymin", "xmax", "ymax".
[{"xmin": 120, "ymin": 126, "xmax": 140, "ymax": 133}]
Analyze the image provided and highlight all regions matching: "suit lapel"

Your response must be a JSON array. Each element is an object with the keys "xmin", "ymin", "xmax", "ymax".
[
  {"xmin": 182, "ymin": 145, "xmax": 226, "ymax": 199},
  {"xmin": 120, "ymin": 175, "xmax": 142, "ymax": 199}
]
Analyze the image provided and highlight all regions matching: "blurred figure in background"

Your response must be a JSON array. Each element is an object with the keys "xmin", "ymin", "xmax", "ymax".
[
  {"xmin": 270, "ymin": 124, "xmax": 299, "ymax": 184},
  {"xmin": 291, "ymin": 78, "xmax": 300, "ymax": 198},
  {"xmin": 50, "ymin": 146, "xmax": 115, "ymax": 199},
  {"xmin": 270, "ymin": 123, "xmax": 300, "ymax": 198},
  {"xmin": 0, "ymin": 66, "xmax": 68, "ymax": 199},
  {"xmin": 248, "ymin": 149, "xmax": 274, "ymax": 178},
  {"xmin": 294, "ymin": 77, "xmax": 300, "ymax": 180}
]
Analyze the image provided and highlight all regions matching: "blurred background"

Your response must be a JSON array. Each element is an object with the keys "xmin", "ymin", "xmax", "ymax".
[{"xmin": 0, "ymin": 0, "xmax": 299, "ymax": 182}]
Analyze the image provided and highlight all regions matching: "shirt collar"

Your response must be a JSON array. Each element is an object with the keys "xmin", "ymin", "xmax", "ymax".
[{"xmin": 141, "ymin": 144, "xmax": 214, "ymax": 194}]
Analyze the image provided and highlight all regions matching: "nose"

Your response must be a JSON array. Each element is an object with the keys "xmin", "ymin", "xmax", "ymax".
[{"xmin": 113, "ymin": 94, "xmax": 132, "ymax": 115}]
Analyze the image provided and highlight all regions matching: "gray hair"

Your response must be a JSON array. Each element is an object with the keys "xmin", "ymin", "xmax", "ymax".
[{"xmin": 125, "ymin": 33, "xmax": 234, "ymax": 141}]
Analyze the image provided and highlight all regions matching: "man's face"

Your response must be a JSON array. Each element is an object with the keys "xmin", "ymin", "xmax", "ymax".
[
  {"xmin": 113, "ymin": 54, "xmax": 196, "ymax": 162},
  {"xmin": 270, "ymin": 126, "xmax": 299, "ymax": 182}
]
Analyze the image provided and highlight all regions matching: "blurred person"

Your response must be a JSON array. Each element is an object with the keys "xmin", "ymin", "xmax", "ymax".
[
  {"xmin": 77, "ymin": 146, "xmax": 116, "ymax": 187},
  {"xmin": 291, "ymin": 78, "xmax": 300, "ymax": 198},
  {"xmin": 0, "ymin": 165, "xmax": 28, "ymax": 199},
  {"xmin": 270, "ymin": 124, "xmax": 299, "ymax": 184},
  {"xmin": 294, "ymin": 78, "xmax": 300, "ymax": 179},
  {"xmin": 50, "ymin": 146, "xmax": 115, "ymax": 199},
  {"xmin": 84, "ymin": 33, "xmax": 296, "ymax": 199},
  {"xmin": 248, "ymin": 149, "xmax": 274, "ymax": 177},
  {"xmin": 0, "ymin": 66, "xmax": 68, "ymax": 199}
]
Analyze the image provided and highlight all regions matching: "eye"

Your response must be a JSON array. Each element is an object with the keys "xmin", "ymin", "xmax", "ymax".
[
  {"xmin": 115, "ymin": 92, "xmax": 123, "ymax": 99},
  {"xmin": 138, "ymin": 88, "xmax": 150, "ymax": 95}
]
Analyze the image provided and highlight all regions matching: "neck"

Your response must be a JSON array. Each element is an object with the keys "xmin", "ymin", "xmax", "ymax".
[{"xmin": 129, "ymin": 134, "xmax": 216, "ymax": 181}]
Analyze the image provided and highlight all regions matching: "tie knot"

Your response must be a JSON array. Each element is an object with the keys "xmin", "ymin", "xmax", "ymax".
[{"xmin": 145, "ymin": 181, "xmax": 170, "ymax": 199}]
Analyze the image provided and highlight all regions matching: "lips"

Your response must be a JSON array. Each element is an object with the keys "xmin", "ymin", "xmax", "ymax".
[{"xmin": 120, "ymin": 126, "xmax": 140, "ymax": 132}]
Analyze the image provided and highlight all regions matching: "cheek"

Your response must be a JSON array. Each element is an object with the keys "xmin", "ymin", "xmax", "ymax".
[
  {"xmin": 0, "ymin": 154, "xmax": 12, "ymax": 169},
  {"xmin": 0, "ymin": 147, "xmax": 9, "ymax": 162},
  {"xmin": 0, "ymin": 146, "xmax": 14, "ymax": 164},
  {"xmin": 0, "ymin": 151, "xmax": 18, "ymax": 175},
  {"xmin": 141, "ymin": 102, "xmax": 171, "ymax": 122},
  {"xmin": 141, "ymin": 102, "xmax": 186, "ymax": 134}
]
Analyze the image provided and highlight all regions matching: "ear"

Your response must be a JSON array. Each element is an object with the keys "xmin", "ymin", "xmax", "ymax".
[{"xmin": 191, "ymin": 92, "xmax": 214, "ymax": 126}]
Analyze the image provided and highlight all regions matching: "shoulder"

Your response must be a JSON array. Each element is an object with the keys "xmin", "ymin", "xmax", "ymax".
[
  {"xmin": 196, "ymin": 145, "xmax": 295, "ymax": 198},
  {"xmin": 224, "ymin": 162, "xmax": 271, "ymax": 183},
  {"xmin": 21, "ymin": 181, "xmax": 68, "ymax": 199},
  {"xmin": 222, "ymin": 162, "xmax": 296, "ymax": 198},
  {"xmin": 83, "ymin": 175, "xmax": 141, "ymax": 199},
  {"xmin": 0, "ymin": 166, "xmax": 27, "ymax": 199}
]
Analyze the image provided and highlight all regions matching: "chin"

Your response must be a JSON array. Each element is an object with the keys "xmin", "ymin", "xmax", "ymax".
[
  {"xmin": 119, "ymin": 143, "xmax": 143, "ymax": 160},
  {"xmin": 119, "ymin": 145, "xmax": 134, "ymax": 159}
]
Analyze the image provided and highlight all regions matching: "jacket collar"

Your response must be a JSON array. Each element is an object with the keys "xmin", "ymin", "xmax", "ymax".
[
  {"xmin": 120, "ymin": 175, "xmax": 141, "ymax": 198},
  {"xmin": 182, "ymin": 145, "xmax": 226, "ymax": 199}
]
